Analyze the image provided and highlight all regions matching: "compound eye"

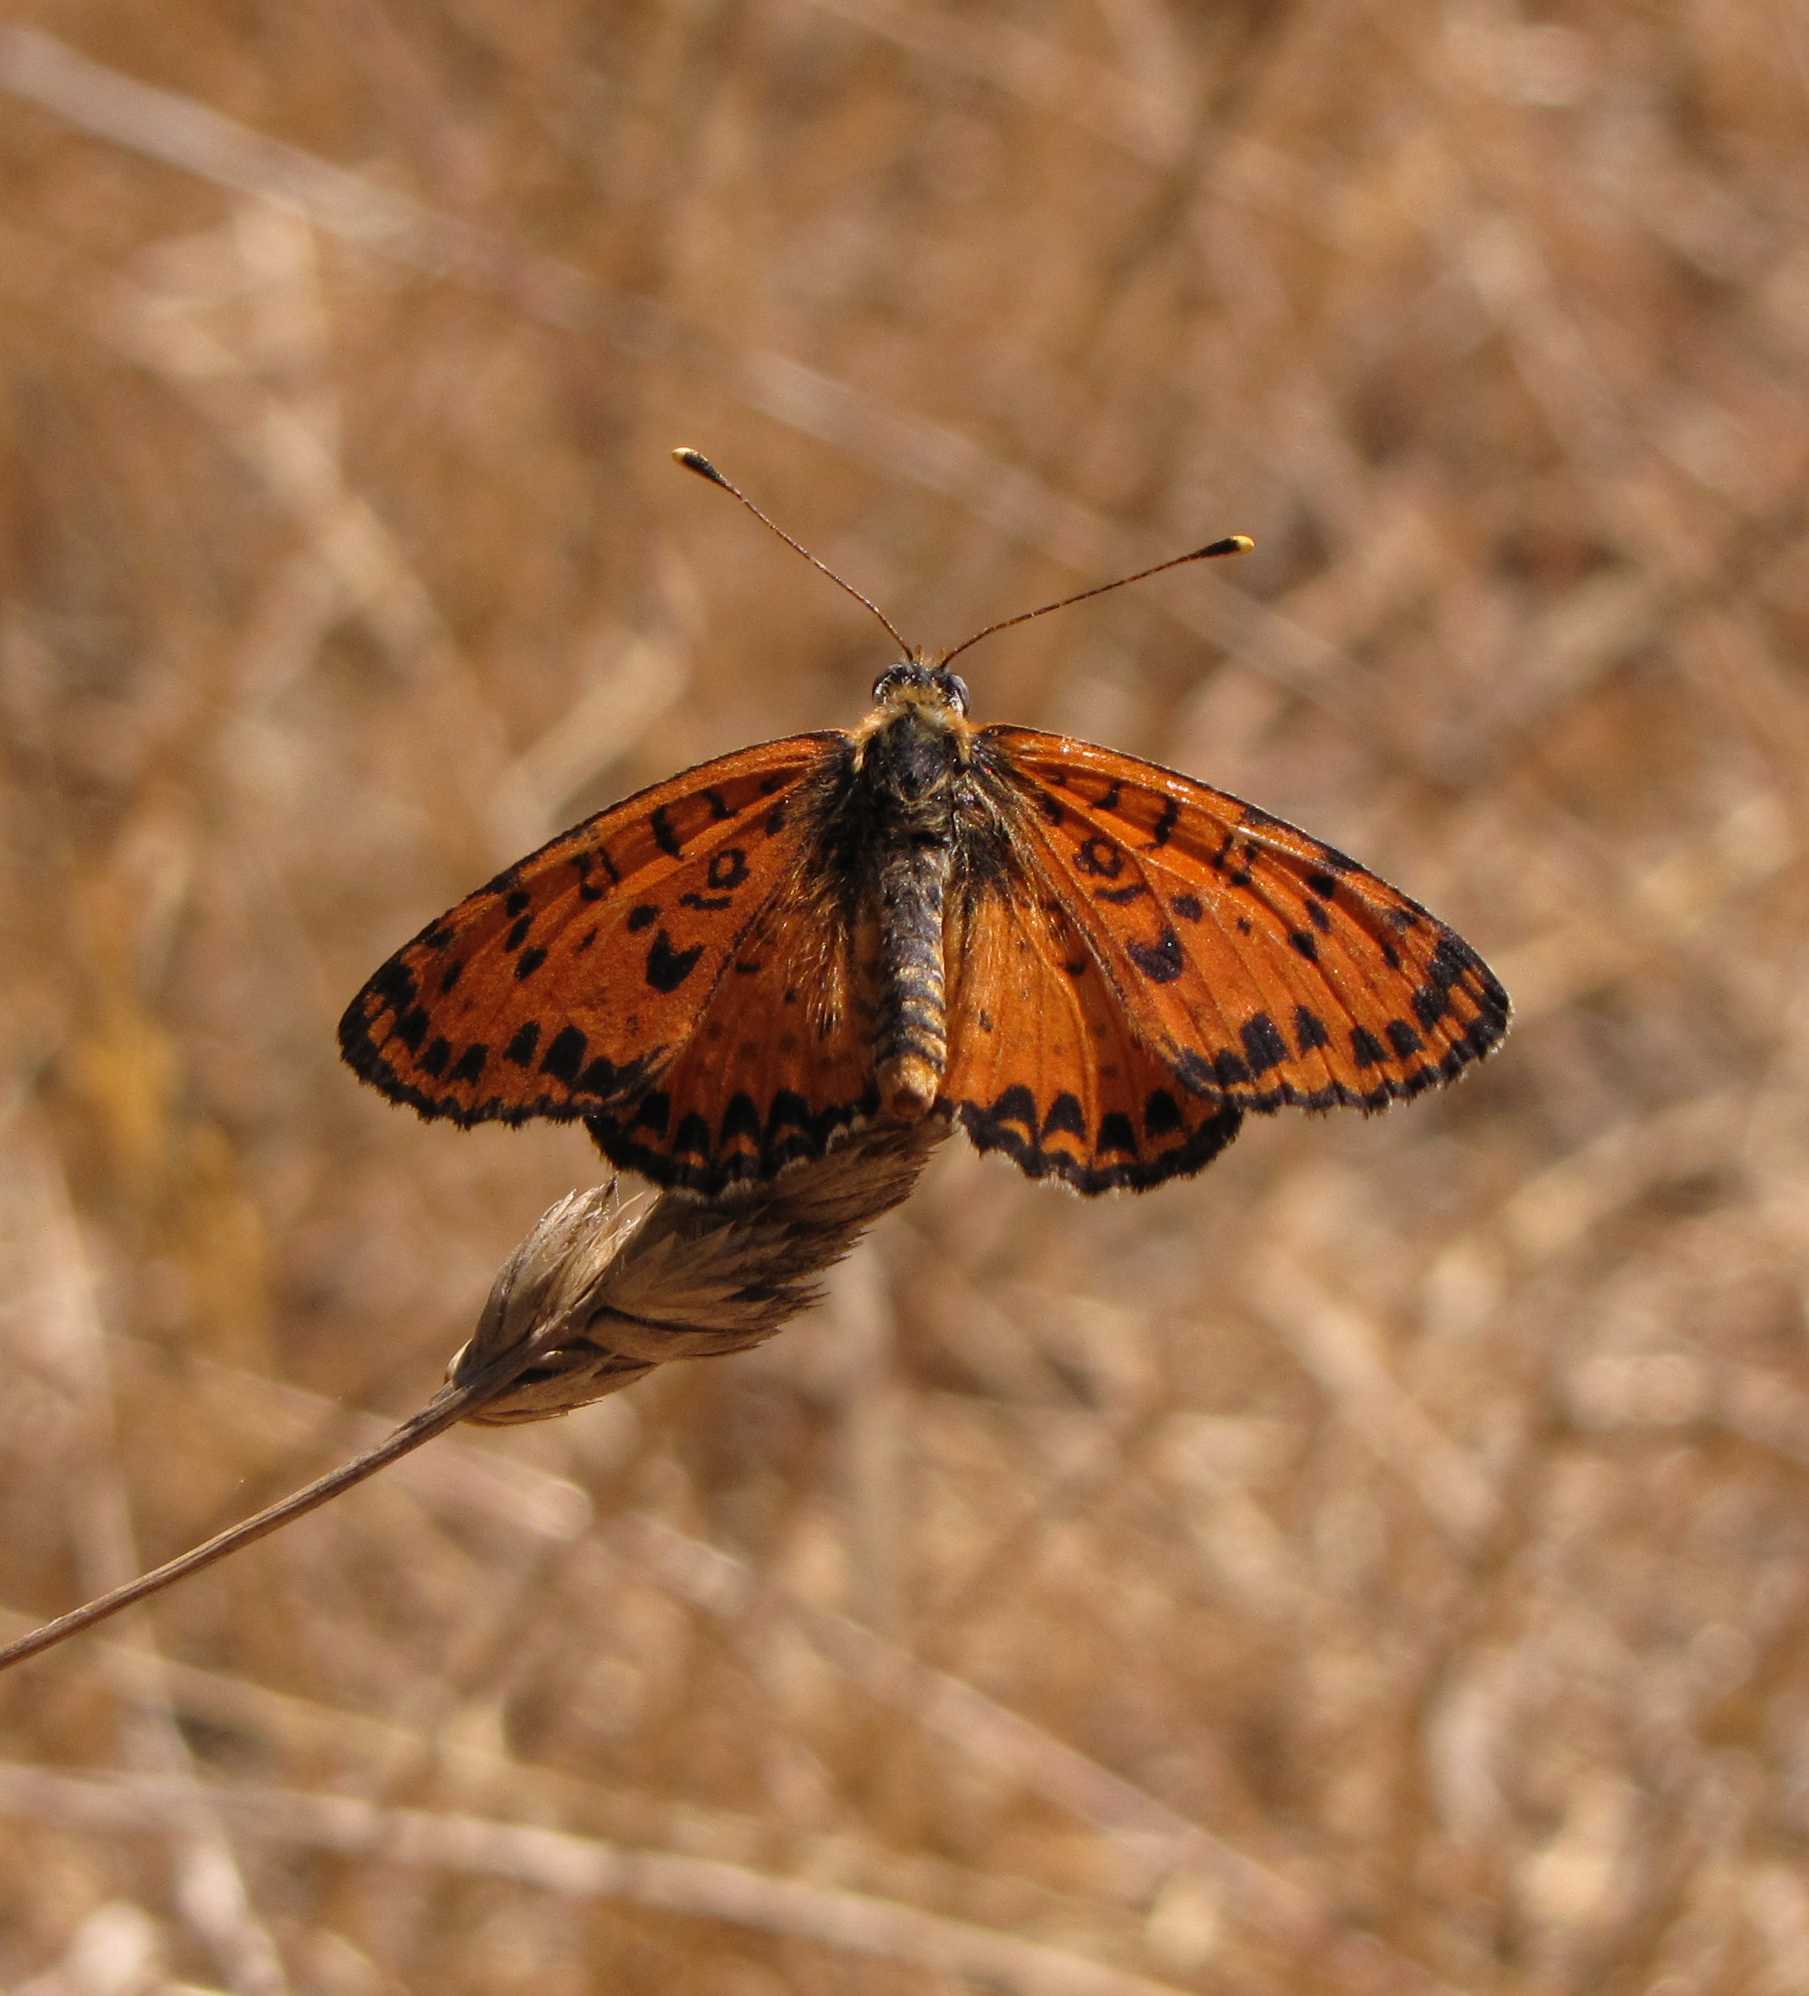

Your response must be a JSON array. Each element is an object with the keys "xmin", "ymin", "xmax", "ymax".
[
  {"xmin": 871, "ymin": 664, "xmax": 906, "ymax": 703},
  {"xmin": 944, "ymin": 671, "xmax": 971, "ymax": 715}
]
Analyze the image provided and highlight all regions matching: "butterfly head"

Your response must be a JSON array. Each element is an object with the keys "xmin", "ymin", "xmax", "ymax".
[
  {"xmin": 857, "ymin": 655, "xmax": 976, "ymax": 807},
  {"xmin": 869, "ymin": 656, "xmax": 971, "ymax": 719}
]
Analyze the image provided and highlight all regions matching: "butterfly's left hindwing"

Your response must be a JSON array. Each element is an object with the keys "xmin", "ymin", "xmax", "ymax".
[{"xmin": 338, "ymin": 734, "xmax": 840, "ymax": 1126}]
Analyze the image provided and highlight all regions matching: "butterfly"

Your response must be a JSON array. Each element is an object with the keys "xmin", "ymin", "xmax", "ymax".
[{"xmin": 340, "ymin": 450, "xmax": 1510, "ymax": 1199}]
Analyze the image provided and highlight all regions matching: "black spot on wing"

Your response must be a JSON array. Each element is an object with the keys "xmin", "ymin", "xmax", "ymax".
[
  {"xmin": 721, "ymin": 1092, "xmax": 763, "ymax": 1147},
  {"xmin": 368, "ymin": 960, "xmax": 417, "ymax": 1014},
  {"xmin": 971, "ymin": 1084, "xmax": 1039, "ymax": 1142},
  {"xmin": 1413, "ymin": 980, "xmax": 1452, "ymax": 1029},
  {"xmin": 671, "ymin": 1112, "xmax": 712, "ymax": 1157},
  {"xmin": 1144, "ymin": 1089, "xmax": 1183, "ymax": 1136},
  {"xmin": 1294, "ymin": 1006, "xmax": 1330, "ymax": 1052},
  {"xmin": 1127, "ymin": 928, "xmax": 1186, "ymax": 984},
  {"xmin": 1240, "ymin": 1013, "xmax": 1289, "ymax": 1076},
  {"xmin": 541, "ymin": 1025, "xmax": 588, "ymax": 1084},
  {"xmin": 1386, "ymin": 1018, "xmax": 1425, "ymax": 1059},
  {"xmin": 647, "ymin": 930, "xmax": 704, "ymax": 993},
  {"xmin": 1041, "ymin": 1092, "xmax": 1088, "ymax": 1141},
  {"xmin": 572, "ymin": 851, "xmax": 608, "ymax": 902},
  {"xmin": 1413, "ymin": 932, "xmax": 1488, "ymax": 1028},
  {"xmin": 767, "ymin": 1090, "xmax": 810, "ymax": 1134},
  {"xmin": 1097, "ymin": 1111, "xmax": 1137, "ymax": 1157}
]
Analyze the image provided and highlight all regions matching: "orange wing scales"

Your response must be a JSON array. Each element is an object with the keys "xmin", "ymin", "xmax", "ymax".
[
  {"xmin": 942, "ymin": 884, "xmax": 1242, "ymax": 1194},
  {"xmin": 976, "ymin": 728, "xmax": 1510, "ymax": 1119},
  {"xmin": 338, "ymin": 735, "xmax": 840, "ymax": 1126}
]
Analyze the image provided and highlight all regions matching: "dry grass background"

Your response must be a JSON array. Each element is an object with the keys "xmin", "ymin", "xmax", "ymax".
[{"xmin": 1, "ymin": 4, "xmax": 1805, "ymax": 1991}]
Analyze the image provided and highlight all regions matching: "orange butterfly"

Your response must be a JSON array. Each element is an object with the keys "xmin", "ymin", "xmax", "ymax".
[{"xmin": 340, "ymin": 451, "xmax": 1509, "ymax": 1197}]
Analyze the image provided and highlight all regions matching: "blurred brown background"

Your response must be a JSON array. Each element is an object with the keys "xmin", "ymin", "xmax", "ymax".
[{"xmin": 2, "ymin": 5, "xmax": 1805, "ymax": 1992}]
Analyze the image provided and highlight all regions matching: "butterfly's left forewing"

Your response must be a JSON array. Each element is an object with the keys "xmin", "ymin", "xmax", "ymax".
[
  {"xmin": 338, "ymin": 734, "xmax": 840, "ymax": 1126},
  {"xmin": 973, "ymin": 727, "xmax": 1510, "ymax": 1115}
]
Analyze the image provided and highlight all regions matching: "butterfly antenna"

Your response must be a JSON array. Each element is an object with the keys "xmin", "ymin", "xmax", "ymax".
[
  {"xmin": 939, "ymin": 533, "xmax": 1254, "ymax": 670},
  {"xmin": 673, "ymin": 448, "xmax": 914, "ymax": 657}
]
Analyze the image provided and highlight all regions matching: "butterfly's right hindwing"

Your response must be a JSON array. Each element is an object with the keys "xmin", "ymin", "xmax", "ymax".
[{"xmin": 941, "ymin": 789, "xmax": 1243, "ymax": 1194}]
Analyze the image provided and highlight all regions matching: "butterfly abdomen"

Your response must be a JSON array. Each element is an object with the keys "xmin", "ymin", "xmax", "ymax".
[
  {"xmin": 873, "ymin": 835, "xmax": 952, "ymax": 1118},
  {"xmin": 854, "ymin": 701, "xmax": 971, "ymax": 1120}
]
